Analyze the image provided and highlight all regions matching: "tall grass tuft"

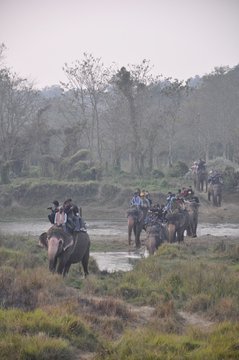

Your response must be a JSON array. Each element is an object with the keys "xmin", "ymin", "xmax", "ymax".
[
  {"xmin": 0, "ymin": 266, "xmax": 78, "ymax": 310},
  {"xmin": 0, "ymin": 333, "xmax": 73, "ymax": 360},
  {"xmin": 0, "ymin": 307, "xmax": 99, "ymax": 358},
  {"xmin": 96, "ymin": 322, "xmax": 239, "ymax": 360}
]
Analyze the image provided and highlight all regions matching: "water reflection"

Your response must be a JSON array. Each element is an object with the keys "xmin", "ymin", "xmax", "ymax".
[
  {"xmin": 91, "ymin": 250, "xmax": 147, "ymax": 273},
  {"xmin": 197, "ymin": 223, "xmax": 239, "ymax": 237},
  {"xmin": 0, "ymin": 219, "xmax": 239, "ymax": 273}
]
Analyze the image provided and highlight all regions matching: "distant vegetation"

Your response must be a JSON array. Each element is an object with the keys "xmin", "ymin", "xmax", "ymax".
[{"xmin": 0, "ymin": 43, "xmax": 239, "ymax": 187}]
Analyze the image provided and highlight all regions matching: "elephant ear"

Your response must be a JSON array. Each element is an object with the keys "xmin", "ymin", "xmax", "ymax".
[{"xmin": 39, "ymin": 232, "xmax": 48, "ymax": 248}]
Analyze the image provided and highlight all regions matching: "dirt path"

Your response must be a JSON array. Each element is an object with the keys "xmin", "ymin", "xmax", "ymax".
[{"xmin": 178, "ymin": 311, "xmax": 214, "ymax": 330}]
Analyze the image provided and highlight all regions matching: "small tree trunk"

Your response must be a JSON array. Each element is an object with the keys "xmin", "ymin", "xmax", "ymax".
[{"xmin": 0, "ymin": 162, "xmax": 10, "ymax": 184}]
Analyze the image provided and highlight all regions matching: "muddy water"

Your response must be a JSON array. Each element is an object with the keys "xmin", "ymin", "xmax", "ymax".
[{"xmin": 1, "ymin": 219, "xmax": 239, "ymax": 272}]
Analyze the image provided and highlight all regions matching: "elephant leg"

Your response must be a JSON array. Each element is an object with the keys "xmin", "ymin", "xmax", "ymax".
[
  {"xmin": 128, "ymin": 217, "xmax": 134, "ymax": 245},
  {"xmin": 219, "ymin": 195, "xmax": 222, "ymax": 207},
  {"xmin": 214, "ymin": 195, "xmax": 217, "ymax": 206},
  {"xmin": 56, "ymin": 257, "xmax": 65, "ymax": 275},
  {"xmin": 177, "ymin": 228, "xmax": 184, "ymax": 243},
  {"xmin": 216, "ymin": 195, "xmax": 221, "ymax": 207},
  {"xmin": 135, "ymin": 234, "xmax": 141, "ymax": 248},
  {"xmin": 82, "ymin": 247, "xmax": 90, "ymax": 276},
  {"xmin": 193, "ymin": 178, "xmax": 196, "ymax": 189},
  {"xmin": 135, "ymin": 224, "xmax": 141, "ymax": 248},
  {"xmin": 62, "ymin": 263, "xmax": 71, "ymax": 277},
  {"xmin": 192, "ymin": 221, "xmax": 198, "ymax": 237},
  {"xmin": 186, "ymin": 220, "xmax": 193, "ymax": 236}
]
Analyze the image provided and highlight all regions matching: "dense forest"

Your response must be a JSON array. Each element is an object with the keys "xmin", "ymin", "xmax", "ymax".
[{"xmin": 0, "ymin": 43, "xmax": 239, "ymax": 184}]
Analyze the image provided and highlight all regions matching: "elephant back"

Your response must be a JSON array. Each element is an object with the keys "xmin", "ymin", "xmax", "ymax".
[
  {"xmin": 69, "ymin": 232, "xmax": 90, "ymax": 264},
  {"xmin": 184, "ymin": 200, "xmax": 199, "ymax": 215},
  {"xmin": 127, "ymin": 206, "xmax": 143, "ymax": 221},
  {"xmin": 166, "ymin": 209, "xmax": 189, "ymax": 226}
]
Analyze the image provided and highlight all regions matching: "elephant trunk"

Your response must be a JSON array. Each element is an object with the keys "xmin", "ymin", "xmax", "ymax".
[
  {"xmin": 146, "ymin": 235, "xmax": 156, "ymax": 255},
  {"xmin": 48, "ymin": 236, "xmax": 63, "ymax": 272},
  {"xmin": 167, "ymin": 223, "xmax": 176, "ymax": 243},
  {"xmin": 128, "ymin": 216, "xmax": 134, "ymax": 245}
]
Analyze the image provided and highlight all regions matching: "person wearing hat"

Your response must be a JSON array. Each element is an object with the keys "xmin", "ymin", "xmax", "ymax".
[
  {"xmin": 140, "ymin": 190, "xmax": 150, "ymax": 208},
  {"xmin": 47, "ymin": 200, "xmax": 59, "ymax": 224},
  {"xmin": 130, "ymin": 191, "xmax": 143, "ymax": 207}
]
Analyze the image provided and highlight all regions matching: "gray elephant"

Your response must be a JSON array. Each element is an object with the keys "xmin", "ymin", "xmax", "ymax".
[
  {"xmin": 145, "ymin": 222, "xmax": 168, "ymax": 255},
  {"xmin": 127, "ymin": 206, "xmax": 148, "ymax": 248},
  {"xmin": 39, "ymin": 226, "xmax": 90, "ymax": 277},
  {"xmin": 166, "ymin": 209, "xmax": 189, "ymax": 243},
  {"xmin": 193, "ymin": 169, "xmax": 208, "ymax": 192},
  {"xmin": 184, "ymin": 200, "xmax": 200, "ymax": 237},
  {"xmin": 208, "ymin": 183, "xmax": 222, "ymax": 207}
]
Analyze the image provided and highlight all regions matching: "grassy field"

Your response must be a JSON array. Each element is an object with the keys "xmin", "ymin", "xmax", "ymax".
[{"xmin": 0, "ymin": 230, "xmax": 239, "ymax": 359}]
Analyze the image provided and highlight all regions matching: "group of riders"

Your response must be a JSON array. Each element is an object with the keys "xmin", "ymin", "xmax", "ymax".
[
  {"xmin": 129, "ymin": 159, "xmax": 223, "ymax": 227},
  {"xmin": 191, "ymin": 159, "xmax": 223, "ymax": 185},
  {"xmin": 46, "ymin": 160, "xmax": 223, "ymax": 234},
  {"xmin": 130, "ymin": 186, "xmax": 198, "ymax": 226},
  {"xmin": 47, "ymin": 198, "xmax": 87, "ymax": 234}
]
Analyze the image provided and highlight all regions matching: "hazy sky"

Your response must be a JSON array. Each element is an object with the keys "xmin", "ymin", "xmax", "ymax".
[{"xmin": 1, "ymin": 0, "xmax": 239, "ymax": 89}]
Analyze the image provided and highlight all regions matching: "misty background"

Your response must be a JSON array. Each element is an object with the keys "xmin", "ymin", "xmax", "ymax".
[{"xmin": 0, "ymin": 0, "xmax": 239, "ymax": 184}]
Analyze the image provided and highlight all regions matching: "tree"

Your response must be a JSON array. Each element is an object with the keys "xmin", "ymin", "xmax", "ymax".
[
  {"xmin": 114, "ymin": 60, "xmax": 158, "ymax": 174},
  {"xmin": 0, "ymin": 64, "xmax": 39, "ymax": 182},
  {"xmin": 62, "ymin": 53, "xmax": 111, "ymax": 163},
  {"xmin": 159, "ymin": 79, "xmax": 188, "ymax": 166}
]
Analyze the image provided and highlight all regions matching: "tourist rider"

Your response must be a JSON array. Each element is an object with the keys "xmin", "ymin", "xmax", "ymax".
[
  {"xmin": 54, "ymin": 205, "xmax": 67, "ymax": 232},
  {"xmin": 197, "ymin": 158, "xmax": 206, "ymax": 172},
  {"xmin": 47, "ymin": 200, "xmax": 59, "ymax": 224},
  {"xmin": 145, "ymin": 191, "xmax": 152, "ymax": 207},
  {"xmin": 130, "ymin": 191, "xmax": 143, "ymax": 207},
  {"xmin": 71, "ymin": 205, "xmax": 87, "ymax": 232},
  {"xmin": 140, "ymin": 190, "xmax": 150, "ymax": 208},
  {"xmin": 208, "ymin": 170, "xmax": 223, "ymax": 185}
]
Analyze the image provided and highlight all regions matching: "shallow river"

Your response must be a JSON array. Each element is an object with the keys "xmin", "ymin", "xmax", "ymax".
[{"xmin": 1, "ymin": 219, "xmax": 239, "ymax": 272}]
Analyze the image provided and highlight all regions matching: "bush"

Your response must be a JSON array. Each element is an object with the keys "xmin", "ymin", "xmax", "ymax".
[
  {"xmin": 167, "ymin": 161, "xmax": 189, "ymax": 177},
  {"xmin": 151, "ymin": 169, "xmax": 165, "ymax": 179},
  {"xmin": 160, "ymin": 179, "xmax": 169, "ymax": 188},
  {"xmin": 223, "ymin": 166, "xmax": 238, "ymax": 190},
  {"xmin": 0, "ymin": 307, "xmax": 99, "ymax": 359}
]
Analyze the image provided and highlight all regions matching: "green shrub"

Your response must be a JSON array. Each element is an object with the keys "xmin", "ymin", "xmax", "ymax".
[
  {"xmin": 97, "ymin": 323, "xmax": 239, "ymax": 360},
  {"xmin": 0, "ymin": 307, "xmax": 99, "ymax": 359},
  {"xmin": 0, "ymin": 333, "xmax": 72, "ymax": 360},
  {"xmin": 223, "ymin": 166, "xmax": 238, "ymax": 190},
  {"xmin": 160, "ymin": 179, "xmax": 169, "ymax": 188},
  {"xmin": 151, "ymin": 169, "xmax": 165, "ymax": 179},
  {"xmin": 167, "ymin": 161, "xmax": 189, "ymax": 177}
]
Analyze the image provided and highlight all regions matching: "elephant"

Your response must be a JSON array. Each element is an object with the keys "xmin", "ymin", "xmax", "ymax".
[
  {"xmin": 193, "ymin": 169, "xmax": 208, "ymax": 192},
  {"xmin": 166, "ymin": 209, "xmax": 189, "ymax": 243},
  {"xmin": 127, "ymin": 206, "xmax": 148, "ymax": 248},
  {"xmin": 145, "ymin": 222, "xmax": 168, "ymax": 255},
  {"xmin": 184, "ymin": 200, "xmax": 200, "ymax": 237},
  {"xmin": 208, "ymin": 183, "xmax": 222, "ymax": 207},
  {"xmin": 39, "ymin": 226, "xmax": 90, "ymax": 277}
]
